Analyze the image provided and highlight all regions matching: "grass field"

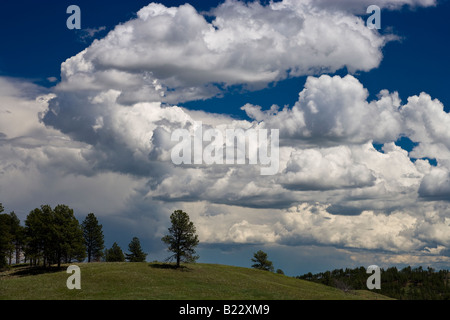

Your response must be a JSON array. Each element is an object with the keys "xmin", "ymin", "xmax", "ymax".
[{"xmin": 0, "ymin": 262, "xmax": 392, "ymax": 300}]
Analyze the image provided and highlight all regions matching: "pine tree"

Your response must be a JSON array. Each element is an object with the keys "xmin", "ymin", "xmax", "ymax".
[
  {"xmin": 125, "ymin": 237, "xmax": 147, "ymax": 262},
  {"xmin": 161, "ymin": 210, "xmax": 199, "ymax": 268},
  {"xmin": 24, "ymin": 206, "xmax": 54, "ymax": 267},
  {"xmin": 251, "ymin": 250, "xmax": 274, "ymax": 272},
  {"xmin": 82, "ymin": 213, "xmax": 105, "ymax": 262},
  {"xmin": 52, "ymin": 204, "xmax": 86, "ymax": 267},
  {"xmin": 8, "ymin": 212, "xmax": 24, "ymax": 265},
  {"xmin": 0, "ymin": 205, "xmax": 12, "ymax": 269},
  {"xmin": 105, "ymin": 242, "xmax": 125, "ymax": 262},
  {"xmin": 24, "ymin": 205, "xmax": 86, "ymax": 267}
]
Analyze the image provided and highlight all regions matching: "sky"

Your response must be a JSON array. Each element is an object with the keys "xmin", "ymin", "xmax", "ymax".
[{"xmin": 0, "ymin": 0, "xmax": 449, "ymax": 276}]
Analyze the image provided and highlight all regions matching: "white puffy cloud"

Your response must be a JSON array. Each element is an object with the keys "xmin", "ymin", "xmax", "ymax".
[
  {"xmin": 418, "ymin": 166, "xmax": 450, "ymax": 200},
  {"xmin": 54, "ymin": 0, "xmax": 387, "ymax": 106},
  {"xmin": 0, "ymin": 77, "xmax": 143, "ymax": 218},
  {"xmin": 242, "ymin": 74, "xmax": 403, "ymax": 144},
  {"xmin": 279, "ymin": 204, "xmax": 421, "ymax": 252},
  {"xmin": 279, "ymin": 145, "xmax": 377, "ymax": 190},
  {"xmin": 193, "ymin": 202, "xmax": 450, "ymax": 256},
  {"xmin": 401, "ymin": 93, "xmax": 450, "ymax": 162}
]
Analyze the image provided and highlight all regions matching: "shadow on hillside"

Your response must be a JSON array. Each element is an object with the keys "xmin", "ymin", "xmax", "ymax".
[
  {"xmin": 4, "ymin": 265, "xmax": 66, "ymax": 278},
  {"xmin": 149, "ymin": 263, "xmax": 189, "ymax": 271}
]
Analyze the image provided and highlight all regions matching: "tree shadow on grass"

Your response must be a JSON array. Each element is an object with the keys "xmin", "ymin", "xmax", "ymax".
[
  {"xmin": 149, "ymin": 262, "xmax": 190, "ymax": 271},
  {"xmin": 2, "ymin": 265, "xmax": 66, "ymax": 278}
]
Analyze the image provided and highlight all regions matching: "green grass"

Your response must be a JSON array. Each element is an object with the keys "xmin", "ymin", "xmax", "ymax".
[{"xmin": 0, "ymin": 262, "xmax": 393, "ymax": 300}]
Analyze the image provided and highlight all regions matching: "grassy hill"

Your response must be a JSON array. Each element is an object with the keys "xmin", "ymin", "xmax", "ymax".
[{"xmin": 0, "ymin": 262, "xmax": 392, "ymax": 300}]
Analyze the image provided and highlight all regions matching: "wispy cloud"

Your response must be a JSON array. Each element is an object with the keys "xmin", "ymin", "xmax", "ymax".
[{"xmin": 77, "ymin": 26, "xmax": 107, "ymax": 43}]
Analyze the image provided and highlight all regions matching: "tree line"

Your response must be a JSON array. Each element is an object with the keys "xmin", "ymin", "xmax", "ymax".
[
  {"xmin": 0, "ymin": 203, "xmax": 146, "ymax": 268},
  {"xmin": 297, "ymin": 265, "xmax": 450, "ymax": 300},
  {"xmin": 0, "ymin": 204, "xmax": 199, "ymax": 270}
]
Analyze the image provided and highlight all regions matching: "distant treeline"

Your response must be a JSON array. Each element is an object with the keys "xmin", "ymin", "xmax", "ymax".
[{"xmin": 297, "ymin": 266, "xmax": 450, "ymax": 300}]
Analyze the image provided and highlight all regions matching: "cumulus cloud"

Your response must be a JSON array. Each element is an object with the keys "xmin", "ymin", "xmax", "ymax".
[
  {"xmin": 40, "ymin": 62, "xmax": 450, "ymax": 257},
  {"xmin": 279, "ymin": 145, "xmax": 377, "ymax": 190},
  {"xmin": 52, "ymin": 0, "xmax": 387, "ymax": 106},
  {"xmin": 0, "ymin": 77, "xmax": 143, "ymax": 217},
  {"xmin": 6, "ymin": 71, "xmax": 450, "ymax": 261},
  {"xmin": 194, "ymin": 202, "xmax": 450, "ymax": 255},
  {"xmin": 279, "ymin": 204, "xmax": 422, "ymax": 252},
  {"xmin": 418, "ymin": 167, "xmax": 450, "ymax": 200},
  {"xmin": 242, "ymin": 74, "xmax": 403, "ymax": 144},
  {"xmin": 401, "ymin": 93, "xmax": 450, "ymax": 162}
]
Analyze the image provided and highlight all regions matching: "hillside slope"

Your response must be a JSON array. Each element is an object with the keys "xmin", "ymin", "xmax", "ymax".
[{"xmin": 0, "ymin": 262, "xmax": 392, "ymax": 300}]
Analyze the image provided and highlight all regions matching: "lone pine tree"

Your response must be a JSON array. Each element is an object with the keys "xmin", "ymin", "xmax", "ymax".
[
  {"xmin": 126, "ymin": 237, "xmax": 147, "ymax": 262},
  {"xmin": 251, "ymin": 250, "xmax": 274, "ymax": 272},
  {"xmin": 161, "ymin": 210, "xmax": 199, "ymax": 268}
]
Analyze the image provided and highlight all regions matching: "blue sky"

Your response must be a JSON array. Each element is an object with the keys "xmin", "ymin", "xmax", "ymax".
[{"xmin": 1, "ymin": 0, "xmax": 450, "ymax": 276}]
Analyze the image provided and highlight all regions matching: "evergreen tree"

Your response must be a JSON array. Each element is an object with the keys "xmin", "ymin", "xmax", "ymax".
[
  {"xmin": 0, "ymin": 212, "xmax": 25, "ymax": 266},
  {"xmin": 297, "ymin": 265, "xmax": 450, "ymax": 300},
  {"xmin": 161, "ymin": 210, "xmax": 199, "ymax": 268},
  {"xmin": 82, "ymin": 213, "xmax": 105, "ymax": 262},
  {"xmin": 276, "ymin": 269, "xmax": 285, "ymax": 275},
  {"xmin": 0, "ymin": 206, "xmax": 25, "ymax": 266},
  {"xmin": 0, "ymin": 205, "xmax": 12, "ymax": 269},
  {"xmin": 251, "ymin": 250, "xmax": 274, "ymax": 272},
  {"xmin": 24, "ymin": 205, "xmax": 86, "ymax": 267},
  {"xmin": 52, "ymin": 204, "xmax": 86, "ymax": 267},
  {"xmin": 125, "ymin": 237, "xmax": 147, "ymax": 262},
  {"xmin": 0, "ymin": 224, "xmax": 8, "ymax": 268},
  {"xmin": 8, "ymin": 212, "xmax": 25, "ymax": 265},
  {"xmin": 24, "ymin": 206, "xmax": 52, "ymax": 266},
  {"xmin": 105, "ymin": 242, "xmax": 125, "ymax": 262}
]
